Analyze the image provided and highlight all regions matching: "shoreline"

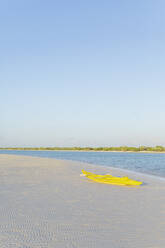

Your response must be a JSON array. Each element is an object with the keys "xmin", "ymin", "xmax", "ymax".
[
  {"xmin": 1, "ymin": 150, "xmax": 165, "ymax": 180},
  {"xmin": 1, "ymin": 153, "xmax": 164, "ymax": 181},
  {"xmin": 1, "ymin": 149, "xmax": 165, "ymax": 154},
  {"xmin": 1, "ymin": 152, "xmax": 165, "ymax": 182}
]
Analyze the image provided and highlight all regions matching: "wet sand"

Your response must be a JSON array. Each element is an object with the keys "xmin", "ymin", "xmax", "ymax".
[{"xmin": 0, "ymin": 154, "xmax": 165, "ymax": 247}]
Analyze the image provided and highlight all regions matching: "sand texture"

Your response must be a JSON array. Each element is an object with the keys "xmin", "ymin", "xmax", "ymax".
[{"xmin": 0, "ymin": 154, "xmax": 165, "ymax": 248}]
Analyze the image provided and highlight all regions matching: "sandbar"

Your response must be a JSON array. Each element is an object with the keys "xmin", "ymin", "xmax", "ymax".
[{"xmin": 0, "ymin": 154, "xmax": 165, "ymax": 247}]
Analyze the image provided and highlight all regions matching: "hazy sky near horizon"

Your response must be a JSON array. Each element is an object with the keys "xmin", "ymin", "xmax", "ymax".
[{"xmin": 1, "ymin": 0, "xmax": 165, "ymax": 147}]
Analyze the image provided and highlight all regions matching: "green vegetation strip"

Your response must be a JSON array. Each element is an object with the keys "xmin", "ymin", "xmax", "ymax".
[{"xmin": 0, "ymin": 146, "xmax": 165, "ymax": 152}]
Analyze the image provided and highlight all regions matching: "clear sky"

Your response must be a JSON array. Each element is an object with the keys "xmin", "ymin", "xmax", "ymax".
[{"xmin": 1, "ymin": 0, "xmax": 165, "ymax": 147}]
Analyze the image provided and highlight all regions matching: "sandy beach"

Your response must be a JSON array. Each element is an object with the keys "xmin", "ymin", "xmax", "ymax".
[{"xmin": 0, "ymin": 154, "xmax": 165, "ymax": 248}]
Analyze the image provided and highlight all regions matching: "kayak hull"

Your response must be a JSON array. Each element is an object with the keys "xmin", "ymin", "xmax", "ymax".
[{"xmin": 82, "ymin": 170, "xmax": 142, "ymax": 186}]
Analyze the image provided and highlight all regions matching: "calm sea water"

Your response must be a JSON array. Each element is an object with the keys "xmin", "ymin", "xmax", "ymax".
[{"xmin": 1, "ymin": 150, "xmax": 165, "ymax": 178}]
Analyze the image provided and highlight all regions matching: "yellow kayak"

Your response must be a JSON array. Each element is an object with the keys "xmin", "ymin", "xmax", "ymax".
[{"xmin": 82, "ymin": 170, "xmax": 142, "ymax": 186}]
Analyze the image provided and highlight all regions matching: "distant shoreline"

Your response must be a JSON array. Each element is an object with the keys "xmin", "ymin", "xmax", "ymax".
[{"xmin": 1, "ymin": 147, "xmax": 165, "ymax": 154}]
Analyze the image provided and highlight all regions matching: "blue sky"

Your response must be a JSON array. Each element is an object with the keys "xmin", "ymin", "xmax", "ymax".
[{"xmin": 1, "ymin": 0, "xmax": 165, "ymax": 147}]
